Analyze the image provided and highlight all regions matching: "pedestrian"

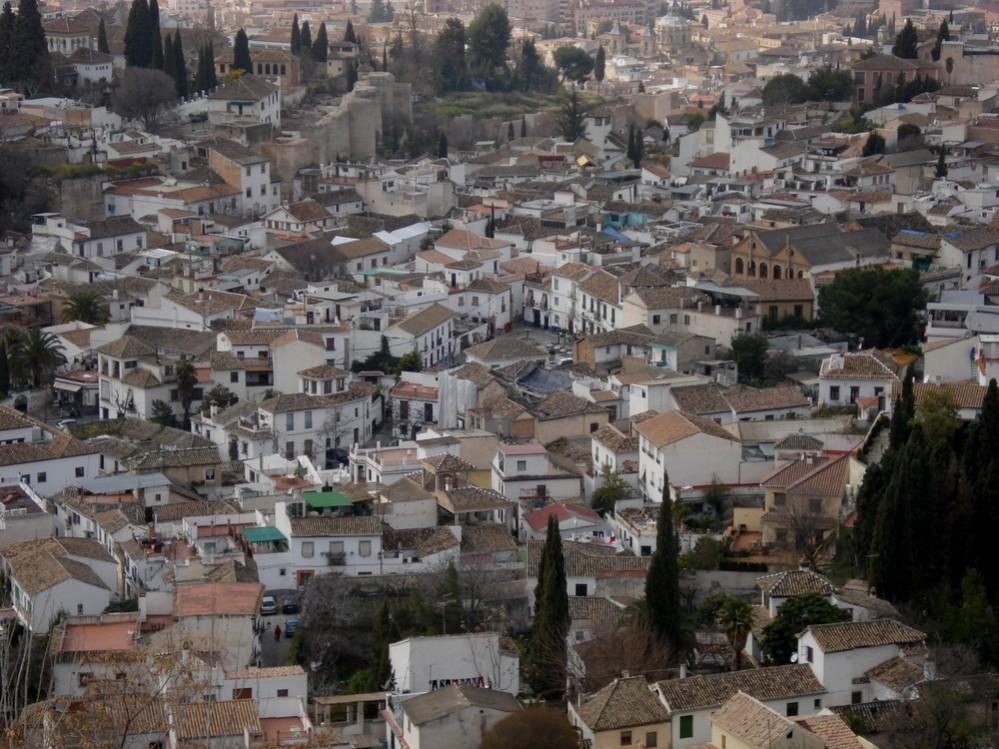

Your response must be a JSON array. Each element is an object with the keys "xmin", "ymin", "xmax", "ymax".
[{"xmin": 274, "ymin": 624, "xmax": 281, "ymax": 640}]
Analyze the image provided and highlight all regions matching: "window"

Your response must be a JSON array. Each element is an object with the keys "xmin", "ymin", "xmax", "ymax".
[
  {"xmin": 805, "ymin": 645, "xmax": 814, "ymax": 663},
  {"xmin": 359, "ymin": 540, "xmax": 372, "ymax": 557},
  {"xmin": 679, "ymin": 715, "xmax": 694, "ymax": 739},
  {"xmin": 619, "ymin": 730, "xmax": 632, "ymax": 746},
  {"xmin": 277, "ymin": 689, "xmax": 289, "ymax": 697},
  {"xmin": 645, "ymin": 732, "xmax": 658, "ymax": 748},
  {"xmin": 809, "ymin": 498, "xmax": 823, "ymax": 514},
  {"xmin": 516, "ymin": 460, "xmax": 527, "ymax": 471},
  {"xmin": 829, "ymin": 386, "xmax": 840, "ymax": 401},
  {"xmin": 305, "ymin": 411, "xmax": 313, "ymax": 429},
  {"xmin": 721, "ymin": 736, "xmax": 727, "ymax": 749},
  {"xmin": 37, "ymin": 472, "xmax": 46, "ymax": 483},
  {"xmin": 286, "ymin": 413, "xmax": 295, "ymax": 430},
  {"xmin": 851, "ymin": 691, "xmax": 862, "ymax": 705},
  {"xmin": 75, "ymin": 467, "xmax": 85, "ymax": 478},
  {"xmin": 774, "ymin": 493, "xmax": 786, "ymax": 507},
  {"xmin": 786, "ymin": 702, "xmax": 799, "ymax": 717},
  {"xmin": 205, "ymin": 468, "xmax": 215, "ymax": 481},
  {"xmin": 814, "ymin": 697, "xmax": 822, "ymax": 709},
  {"xmin": 302, "ymin": 541, "xmax": 314, "ymax": 558},
  {"xmin": 653, "ymin": 314, "xmax": 661, "ymax": 325},
  {"xmin": 575, "ymin": 583, "xmax": 588, "ymax": 596},
  {"xmin": 230, "ymin": 371, "xmax": 239, "ymax": 383}
]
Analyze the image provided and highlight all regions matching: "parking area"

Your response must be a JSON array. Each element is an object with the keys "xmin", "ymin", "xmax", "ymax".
[{"xmin": 257, "ymin": 593, "xmax": 300, "ymax": 667}]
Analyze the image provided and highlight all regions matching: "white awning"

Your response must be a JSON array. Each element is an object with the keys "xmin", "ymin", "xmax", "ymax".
[{"xmin": 53, "ymin": 381, "xmax": 83, "ymax": 393}]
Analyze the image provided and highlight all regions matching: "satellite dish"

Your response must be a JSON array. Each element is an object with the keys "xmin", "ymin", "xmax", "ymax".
[{"xmin": 790, "ymin": 653, "xmax": 799, "ymax": 663}]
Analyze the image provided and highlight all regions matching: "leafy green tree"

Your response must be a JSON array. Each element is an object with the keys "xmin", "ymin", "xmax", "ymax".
[
  {"xmin": 480, "ymin": 707, "xmax": 579, "ymax": 749},
  {"xmin": 592, "ymin": 466, "xmax": 630, "ymax": 514},
  {"xmin": 557, "ymin": 86, "xmax": 586, "ymax": 142},
  {"xmin": 232, "ymin": 28, "xmax": 252, "ymax": 73},
  {"xmin": 312, "ymin": 22, "xmax": 328, "ymax": 62},
  {"xmin": 394, "ymin": 350, "xmax": 422, "ymax": 374},
  {"xmin": 593, "ymin": 44, "xmax": 605, "ymax": 89},
  {"xmin": 367, "ymin": 0, "xmax": 388, "ymax": 22},
  {"xmin": 760, "ymin": 593, "xmax": 850, "ymax": 664},
  {"xmin": 174, "ymin": 359, "xmax": 198, "ymax": 426},
  {"xmin": 862, "ymin": 131, "xmax": 886, "ymax": 156},
  {"xmin": 762, "ymin": 73, "xmax": 808, "ymax": 105},
  {"xmin": 150, "ymin": 399, "xmax": 178, "ymax": 427},
  {"xmin": 7, "ymin": 328, "xmax": 66, "ymax": 389},
  {"xmin": 805, "ymin": 68, "xmax": 853, "ymax": 101},
  {"xmin": 290, "ymin": 14, "xmax": 301, "ymax": 55},
  {"xmin": 201, "ymin": 383, "xmax": 238, "ymax": 413},
  {"xmin": 731, "ymin": 332, "xmax": 768, "ymax": 382},
  {"xmin": 716, "ymin": 596, "xmax": 753, "ymax": 670},
  {"xmin": 526, "ymin": 516, "xmax": 569, "ymax": 699},
  {"xmin": 686, "ymin": 112, "xmax": 705, "ymax": 131},
  {"xmin": 818, "ymin": 267, "xmax": 926, "ymax": 347},
  {"xmin": 467, "ymin": 3, "xmax": 511, "ymax": 89},
  {"xmin": 553, "ymin": 45, "xmax": 593, "ymax": 84},
  {"xmin": 646, "ymin": 479, "xmax": 682, "ymax": 656},
  {"xmin": 432, "ymin": 18, "xmax": 468, "ymax": 94},
  {"xmin": 892, "ymin": 18, "xmax": 918, "ymax": 59},
  {"xmin": 97, "ymin": 17, "xmax": 110, "ymax": 54},
  {"xmin": 61, "ymin": 291, "xmax": 108, "ymax": 325}
]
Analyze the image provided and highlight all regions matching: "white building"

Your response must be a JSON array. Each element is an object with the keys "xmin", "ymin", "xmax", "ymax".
[
  {"xmin": 389, "ymin": 632, "xmax": 520, "ymax": 695},
  {"xmin": 388, "ymin": 684, "xmax": 521, "ymax": 749},
  {"xmin": 818, "ymin": 352, "xmax": 899, "ymax": 414},
  {"xmin": 30, "ymin": 213, "xmax": 146, "ymax": 259}
]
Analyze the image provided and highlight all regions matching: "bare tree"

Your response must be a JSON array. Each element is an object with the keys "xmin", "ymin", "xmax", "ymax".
[{"xmin": 112, "ymin": 68, "xmax": 178, "ymax": 131}]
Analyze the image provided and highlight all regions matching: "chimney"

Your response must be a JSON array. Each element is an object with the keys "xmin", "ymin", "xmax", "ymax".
[
  {"xmin": 697, "ymin": 300, "xmax": 704, "ymax": 312},
  {"xmin": 679, "ymin": 663, "xmax": 687, "ymax": 679}
]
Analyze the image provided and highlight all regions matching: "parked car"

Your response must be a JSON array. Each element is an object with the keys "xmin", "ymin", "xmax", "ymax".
[
  {"xmin": 282, "ymin": 597, "xmax": 300, "ymax": 615},
  {"xmin": 260, "ymin": 596, "xmax": 278, "ymax": 616},
  {"xmin": 285, "ymin": 618, "xmax": 299, "ymax": 638}
]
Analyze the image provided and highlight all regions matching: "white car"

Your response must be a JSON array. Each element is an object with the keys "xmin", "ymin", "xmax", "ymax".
[{"xmin": 260, "ymin": 596, "xmax": 278, "ymax": 616}]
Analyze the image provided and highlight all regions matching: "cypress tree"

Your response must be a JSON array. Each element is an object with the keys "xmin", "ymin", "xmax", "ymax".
[
  {"xmin": 290, "ymin": 14, "xmax": 301, "ymax": 55},
  {"xmin": 0, "ymin": 2, "xmax": 15, "ymax": 82},
  {"xmin": 344, "ymin": 19, "xmax": 356, "ymax": 44},
  {"xmin": 594, "ymin": 44, "xmax": 605, "ymax": 86},
  {"xmin": 520, "ymin": 115, "xmax": 527, "ymax": 137},
  {"xmin": 936, "ymin": 147, "xmax": 948, "ymax": 178},
  {"xmin": 206, "ymin": 40, "xmax": 217, "ymax": 88},
  {"xmin": 233, "ymin": 28, "xmax": 252, "ymax": 73},
  {"xmin": 507, "ymin": 120, "xmax": 514, "ymax": 139},
  {"xmin": 97, "ymin": 17, "xmax": 110, "ymax": 54},
  {"xmin": 150, "ymin": 0, "xmax": 163, "ymax": 69},
  {"xmin": 312, "ymin": 21, "xmax": 328, "ymax": 62},
  {"xmin": 300, "ymin": 20, "xmax": 311, "ymax": 52},
  {"xmin": 193, "ymin": 41, "xmax": 207, "ymax": 93},
  {"xmin": 382, "ymin": 44, "xmax": 387, "ymax": 71},
  {"xmin": 0, "ymin": 343, "xmax": 9, "ymax": 399},
  {"xmin": 124, "ymin": 0, "xmax": 150, "ymax": 67},
  {"xmin": 346, "ymin": 60, "xmax": 358, "ymax": 91},
  {"xmin": 526, "ymin": 516, "xmax": 568, "ymax": 699},
  {"xmin": 646, "ymin": 475, "xmax": 682, "ymax": 656},
  {"xmin": 10, "ymin": 0, "xmax": 50, "ymax": 89},
  {"xmin": 173, "ymin": 30, "xmax": 188, "ymax": 97},
  {"xmin": 163, "ymin": 31, "xmax": 175, "ymax": 82},
  {"xmin": 437, "ymin": 132, "xmax": 448, "ymax": 158},
  {"xmin": 888, "ymin": 373, "xmax": 914, "ymax": 450}
]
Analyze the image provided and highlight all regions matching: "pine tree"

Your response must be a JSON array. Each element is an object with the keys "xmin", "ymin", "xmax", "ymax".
[
  {"xmin": 150, "ymin": 0, "xmax": 163, "ymax": 69},
  {"xmin": 300, "ymin": 20, "xmax": 311, "ymax": 51},
  {"xmin": 173, "ymin": 30, "xmax": 187, "ymax": 97},
  {"xmin": 646, "ymin": 477, "xmax": 682, "ymax": 656},
  {"xmin": 526, "ymin": 516, "xmax": 569, "ymax": 699},
  {"xmin": 936, "ymin": 147, "xmax": 948, "ymax": 178},
  {"xmin": 124, "ymin": 0, "xmax": 151, "ymax": 67},
  {"xmin": 97, "ymin": 16, "xmax": 109, "ymax": 54},
  {"xmin": 520, "ymin": 115, "xmax": 527, "ymax": 137},
  {"xmin": 163, "ymin": 31, "xmax": 175, "ymax": 82},
  {"xmin": 344, "ymin": 19, "xmax": 356, "ymax": 44},
  {"xmin": 312, "ymin": 21, "xmax": 328, "ymax": 62},
  {"xmin": 0, "ymin": 2, "xmax": 15, "ymax": 82},
  {"xmin": 437, "ymin": 132, "xmax": 448, "ymax": 158},
  {"xmin": 290, "ymin": 14, "xmax": 301, "ymax": 55},
  {"xmin": 10, "ymin": 0, "xmax": 51, "ymax": 90},
  {"xmin": 233, "ymin": 28, "xmax": 252, "ymax": 73}
]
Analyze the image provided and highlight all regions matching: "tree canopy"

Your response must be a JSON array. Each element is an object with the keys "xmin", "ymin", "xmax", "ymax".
[
  {"xmin": 760, "ymin": 593, "xmax": 851, "ymax": 664},
  {"xmin": 553, "ymin": 45, "xmax": 593, "ymax": 84},
  {"xmin": 480, "ymin": 708, "xmax": 578, "ymax": 749},
  {"xmin": 817, "ymin": 267, "xmax": 926, "ymax": 347},
  {"xmin": 467, "ymin": 3, "xmax": 511, "ymax": 89},
  {"xmin": 646, "ymin": 480, "xmax": 682, "ymax": 656},
  {"xmin": 892, "ymin": 18, "xmax": 919, "ymax": 58},
  {"xmin": 432, "ymin": 18, "xmax": 468, "ymax": 93},
  {"xmin": 233, "ymin": 28, "xmax": 252, "ymax": 72}
]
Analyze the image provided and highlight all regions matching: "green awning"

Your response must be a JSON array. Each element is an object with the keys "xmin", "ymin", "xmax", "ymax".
[
  {"xmin": 303, "ymin": 490, "xmax": 352, "ymax": 509},
  {"xmin": 242, "ymin": 526, "xmax": 286, "ymax": 543}
]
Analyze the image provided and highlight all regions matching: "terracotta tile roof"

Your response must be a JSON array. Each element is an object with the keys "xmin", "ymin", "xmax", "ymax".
[
  {"xmin": 795, "ymin": 713, "xmax": 866, "ymax": 749},
  {"xmin": 713, "ymin": 692, "xmax": 797, "ymax": 747},
  {"xmin": 438, "ymin": 486, "xmax": 512, "ymax": 514},
  {"xmin": 672, "ymin": 384, "xmax": 731, "ymax": 415},
  {"xmin": 152, "ymin": 500, "xmax": 236, "ymax": 522},
  {"xmin": 804, "ymin": 619, "xmax": 925, "ymax": 653},
  {"xmin": 435, "ymin": 228, "xmax": 510, "ymax": 251},
  {"xmin": 421, "ymin": 453, "xmax": 475, "ymax": 474},
  {"xmin": 819, "ymin": 352, "xmax": 897, "ymax": 381},
  {"xmin": 523, "ymin": 502, "xmax": 601, "ymax": 531},
  {"xmin": 298, "ymin": 364, "xmax": 350, "ymax": 379},
  {"xmin": 830, "ymin": 700, "xmax": 909, "ymax": 733},
  {"xmin": 578, "ymin": 270, "xmax": 621, "ymax": 305},
  {"xmin": 1, "ymin": 547, "xmax": 109, "ymax": 595},
  {"xmin": 774, "ymin": 432, "xmax": 824, "ymax": 451},
  {"xmin": 172, "ymin": 699, "xmax": 261, "ymax": 739},
  {"xmin": 635, "ymin": 410, "xmax": 739, "ymax": 448},
  {"xmin": 225, "ymin": 665, "xmax": 306, "ymax": 679},
  {"xmin": 569, "ymin": 595, "xmax": 625, "ymax": 627},
  {"xmin": 552, "ymin": 262, "xmax": 593, "ymax": 281},
  {"xmin": 656, "ymin": 664, "xmax": 825, "ymax": 711},
  {"xmin": 576, "ymin": 676, "xmax": 668, "ymax": 731},
  {"xmin": 757, "ymin": 568, "xmax": 835, "ymax": 598},
  {"xmin": 592, "ymin": 423, "xmax": 638, "ymax": 452},
  {"xmin": 286, "ymin": 199, "xmax": 333, "ymax": 223},
  {"xmin": 527, "ymin": 540, "xmax": 649, "ymax": 579},
  {"xmin": 628, "ymin": 285, "xmax": 708, "ymax": 310},
  {"xmin": 724, "ymin": 385, "xmax": 810, "ymax": 413},
  {"xmin": 464, "ymin": 336, "xmax": 546, "ymax": 362},
  {"xmin": 333, "ymin": 236, "xmax": 391, "ymax": 259},
  {"xmin": 96, "ymin": 335, "xmax": 157, "ymax": 358},
  {"xmin": 864, "ymin": 655, "xmax": 924, "ymax": 693},
  {"xmin": 259, "ymin": 384, "xmax": 374, "ymax": 414},
  {"xmin": 388, "ymin": 303, "xmax": 453, "ymax": 337},
  {"xmin": 289, "ymin": 516, "xmax": 382, "ymax": 536},
  {"xmin": 913, "ymin": 382, "xmax": 987, "ymax": 409},
  {"xmin": 174, "ymin": 582, "xmax": 263, "ymax": 617},
  {"xmin": 460, "ymin": 524, "xmax": 517, "ymax": 553},
  {"xmin": 128, "ymin": 445, "xmax": 220, "ymax": 471},
  {"xmin": 390, "ymin": 381, "xmax": 438, "ymax": 400},
  {"xmin": 534, "ymin": 390, "xmax": 608, "ymax": 419},
  {"xmin": 689, "ymin": 152, "xmax": 731, "ymax": 170},
  {"xmin": 401, "ymin": 684, "xmax": 520, "ymax": 726}
]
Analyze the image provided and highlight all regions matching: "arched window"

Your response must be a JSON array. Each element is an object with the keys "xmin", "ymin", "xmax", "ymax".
[
  {"xmin": 735, "ymin": 257, "xmax": 745, "ymax": 274},
  {"xmin": 749, "ymin": 261, "xmax": 757, "ymax": 277},
  {"xmin": 798, "ymin": 270, "xmax": 805, "ymax": 279},
  {"xmin": 759, "ymin": 262, "xmax": 768, "ymax": 279},
  {"xmin": 773, "ymin": 265, "xmax": 782, "ymax": 279}
]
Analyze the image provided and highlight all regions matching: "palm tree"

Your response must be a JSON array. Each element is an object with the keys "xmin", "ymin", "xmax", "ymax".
[
  {"xmin": 716, "ymin": 596, "xmax": 754, "ymax": 671},
  {"xmin": 61, "ymin": 291, "xmax": 109, "ymax": 325},
  {"xmin": 7, "ymin": 328, "xmax": 67, "ymax": 389}
]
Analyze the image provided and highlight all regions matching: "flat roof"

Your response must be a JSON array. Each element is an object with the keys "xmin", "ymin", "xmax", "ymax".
[
  {"xmin": 241, "ymin": 526, "xmax": 286, "ymax": 543},
  {"xmin": 303, "ymin": 489, "xmax": 353, "ymax": 508},
  {"xmin": 60, "ymin": 618, "xmax": 137, "ymax": 653}
]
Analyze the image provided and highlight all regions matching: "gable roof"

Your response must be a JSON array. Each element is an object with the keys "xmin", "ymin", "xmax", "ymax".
[
  {"xmin": 576, "ymin": 677, "xmax": 669, "ymax": 731},
  {"xmin": 712, "ymin": 692, "xmax": 798, "ymax": 748},
  {"xmin": 400, "ymin": 684, "xmax": 521, "ymax": 725},
  {"xmin": 757, "ymin": 568, "xmax": 836, "ymax": 598},
  {"xmin": 803, "ymin": 619, "xmax": 926, "ymax": 653},
  {"xmin": 656, "ymin": 664, "xmax": 825, "ymax": 712},
  {"xmin": 634, "ymin": 410, "xmax": 739, "ymax": 448},
  {"xmin": 523, "ymin": 502, "xmax": 601, "ymax": 531},
  {"xmin": 388, "ymin": 303, "xmax": 453, "ymax": 337}
]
